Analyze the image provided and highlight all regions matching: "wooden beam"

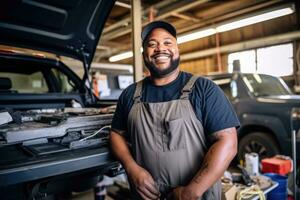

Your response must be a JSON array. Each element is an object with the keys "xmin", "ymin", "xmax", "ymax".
[
  {"xmin": 171, "ymin": 12, "xmax": 200, "ymax": 22},
  {"xmin": 176, "ymin": 0, "xmax": 283, "ymax": 34},
  {"xmin": 131, "ymin": 0, "xmax": 143, "ymax": 81},
  {"xmin": 102, "ymin": 0, "xmax": 211, "ymax": 40},
  {"xmin": 103, "ymin": 0, "xmax": 175, "ymax": 34}
]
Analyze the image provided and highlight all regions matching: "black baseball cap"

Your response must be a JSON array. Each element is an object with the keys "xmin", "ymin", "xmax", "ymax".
[{"xmin": 141, "ymin": 21, "xmax": 177, "ymax": 44}]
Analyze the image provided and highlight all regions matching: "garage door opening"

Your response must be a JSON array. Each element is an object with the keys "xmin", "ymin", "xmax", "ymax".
[{"xmin": 228, "ymin": 43, "xmax": 293, "ymax": 77}]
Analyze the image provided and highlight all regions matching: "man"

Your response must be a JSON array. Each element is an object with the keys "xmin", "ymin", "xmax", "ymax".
[{"xmin": 110, "ymin": 21, "xmax": 239, "ymax": 200}]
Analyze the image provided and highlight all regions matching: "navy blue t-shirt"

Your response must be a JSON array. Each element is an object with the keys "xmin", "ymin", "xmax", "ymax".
[{"xmin": 111, "ymin": 71, "xmax": 240, "ymax": 136}]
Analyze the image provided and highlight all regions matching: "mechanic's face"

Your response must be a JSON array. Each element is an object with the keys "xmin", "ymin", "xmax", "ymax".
[{"xmin": 143, "ymin": 28, "xmax": 179, "ymax": 78}]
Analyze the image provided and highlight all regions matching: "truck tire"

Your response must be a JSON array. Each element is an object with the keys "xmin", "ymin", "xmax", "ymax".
[{"xmin": 238, "ymin": 132, "xmax": 280, "ymax": 163}]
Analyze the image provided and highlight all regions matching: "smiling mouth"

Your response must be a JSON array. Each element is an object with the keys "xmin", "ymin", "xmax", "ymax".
[{"xmin": 152, "ymin": 53, "xmax": 171, "ymax": 62}]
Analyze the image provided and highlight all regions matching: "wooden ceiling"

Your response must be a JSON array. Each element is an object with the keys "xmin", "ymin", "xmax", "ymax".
[{"xmin": 94, "ymin": 0, "xmax": 296, "ymax": 64}]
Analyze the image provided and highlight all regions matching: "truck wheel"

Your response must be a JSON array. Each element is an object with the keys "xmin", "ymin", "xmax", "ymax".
[{"xmin": 238, "ymin": 132, "xmax": 280, "ymax": 162}]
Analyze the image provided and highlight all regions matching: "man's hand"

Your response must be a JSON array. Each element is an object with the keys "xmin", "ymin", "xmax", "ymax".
[
  {"xmin": 127, "ymin": 164, "xmax": 160, "ymax": 200},
  {"xmin": 166, "ymin": 186, "xmax": 199, "ymax": 200},
  {"xmin": 110, "ymin": 131, "xmax": 160, "ymax": 199}
]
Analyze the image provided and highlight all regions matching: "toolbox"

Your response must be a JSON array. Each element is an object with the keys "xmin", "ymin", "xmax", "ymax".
[{"xmin": 261, "ymin": 156, "xmax": 292, "ymax": 175}]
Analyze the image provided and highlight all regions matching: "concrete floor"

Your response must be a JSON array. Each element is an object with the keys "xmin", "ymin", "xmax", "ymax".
[
  {"xmin": 71, "ymin": 189, "xmax": 113, "ymax": 200},
  {"xmin": 71, "ymin": 174, "xmax": 129, "ymax": 200}
]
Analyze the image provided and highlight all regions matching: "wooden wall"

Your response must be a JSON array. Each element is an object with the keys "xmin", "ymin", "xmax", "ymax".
[{"xmin": 180, "ymin": 54, "xmax": 228, "ymax": 75}]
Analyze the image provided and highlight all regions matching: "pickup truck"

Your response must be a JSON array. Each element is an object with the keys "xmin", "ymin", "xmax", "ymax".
[
  {"xmin": 0, "ymin": 0, "xmax": 121, "ymax": 199},
  {"xmin": 207, "ymin": 73, "xmax": 300, "ymax": 164}
]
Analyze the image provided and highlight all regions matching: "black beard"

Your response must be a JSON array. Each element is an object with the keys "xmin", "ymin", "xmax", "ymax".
[{"xmin": 143, "ymin": 55, "xmax": 180, "ymax": 78}]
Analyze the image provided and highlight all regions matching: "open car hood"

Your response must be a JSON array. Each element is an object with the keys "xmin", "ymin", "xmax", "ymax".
[{"xmin": 0, "ymin": 0, "xmax": 115, "ymax": 65}]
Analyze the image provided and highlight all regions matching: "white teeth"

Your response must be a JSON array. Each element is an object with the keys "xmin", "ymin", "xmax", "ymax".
[{"xmin": 155, "ymin": 56, "xmax": 169, "ymax": 60}]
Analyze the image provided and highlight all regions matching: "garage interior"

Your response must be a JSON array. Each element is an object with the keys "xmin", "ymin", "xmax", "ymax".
[
  {"xmin": 92, "ymin": 0, "xmax": 299, "ymax": 80},
  {"xmin": 73, "ymin": 0, "xmax": 300, "ymax": 199},
  {"xmin": 69, "ymin": 0, "xmax": 300, "ymax": 99},
  {"xmin": 1, "ymin": 0, "xmax": 300, "ymax": 199}
]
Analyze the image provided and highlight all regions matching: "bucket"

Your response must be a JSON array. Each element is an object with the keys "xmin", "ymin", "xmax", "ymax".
[
  {"xmin": 264, "ymin": 173, "xmax": 288, "ymax": 200},
  {"xmin": 268, "ymin": 192, "xmax": 287, "ymax": 200}
]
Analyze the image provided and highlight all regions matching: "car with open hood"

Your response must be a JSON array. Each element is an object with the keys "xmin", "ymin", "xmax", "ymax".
[{"xmin": 0, "ymin": 1, "xmax": 122, "ymax": 199}]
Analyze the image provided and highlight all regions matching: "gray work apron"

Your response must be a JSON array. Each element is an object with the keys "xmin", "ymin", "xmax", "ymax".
[{"xmin": 127, "ymin": 76, "xmax": 221, "ymax": 200}]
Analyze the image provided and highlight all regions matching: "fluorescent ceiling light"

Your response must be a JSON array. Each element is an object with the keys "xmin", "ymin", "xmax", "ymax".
[
  {"xmin": 109, "ymin": 51, "xmax": 133, "ymax": 62},
  {"xmin": 177, "ymin": 28, "xmax": 216, "ymax": 44},
  {"xmin": 109, "ymin": 5, "xmax": 294, "ymax": 62},
  {"xmin": 109, "ymin": 47, "xmax": 143, "ymax": 62},
  {"xmin": 216, "ymin": 7, "xmax": 294, "ymax": 32}
]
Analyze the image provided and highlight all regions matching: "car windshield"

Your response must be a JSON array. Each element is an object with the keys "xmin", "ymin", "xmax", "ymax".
[{"xmin": 242, "ymin": 74, "xmax": 292, "ymax": 96}]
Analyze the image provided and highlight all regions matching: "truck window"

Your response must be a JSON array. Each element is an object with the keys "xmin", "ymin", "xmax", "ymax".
[
  {"xmin": 51, "ymin": 68, "xmax": 77, "ymax": 93},
  {"xmin": 0, "ymin": 71, "xmax": 48, "ymax": 93},
  {"xmin": 242, "ymin": 74, "xmax": 291, "ymax": 96},
  {"xmin": 213, "ymin": 78, "xmax": 236, "ymax": 100}
]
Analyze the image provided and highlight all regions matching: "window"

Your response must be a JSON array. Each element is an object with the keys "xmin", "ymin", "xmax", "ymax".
[
  {"xmin": 242, "ymin": 74, "xmax": 291, "ymax": 96},
  {"xmin": 228, "ymin": 50, "xmax": 256, "ymax": 73},
  {"xmin": 257, "ymin": 44, "xmax": 293, "ymax": 76},
  {"xmin": 228, "ymin": 43, "xmax": 293, "ymax": 77},
  {"xmin": 51, "ymin": 68, "xmax": 77, "ymax": 93},
  {"xmin": 118, "ymin": 75, "xmax": 134, "ymax": 89},
  {"xmin": 0, "ymin": 71, "xmax": 48, "ymax": 93},
  {"xmin": 213, "ymin": 78, "xmax": 237, "ymax": 100}
]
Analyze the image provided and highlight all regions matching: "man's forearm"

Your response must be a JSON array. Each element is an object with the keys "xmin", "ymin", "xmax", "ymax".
[
  {"xmin": 185, "ymin": 128, "xmax": 237, "ymax": 198},
  {"xmin": 110, "ymin": 131, "xmax": 138, "ymax": 172}
]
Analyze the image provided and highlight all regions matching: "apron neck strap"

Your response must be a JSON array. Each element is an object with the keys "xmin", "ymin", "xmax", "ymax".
[
  {"xmin": 180, "ymin": 75, "xmax": 198, "ymax": 99},
  {"xmin": 133, "ymin": 80, "xmax": 143, "ymax": 103}
]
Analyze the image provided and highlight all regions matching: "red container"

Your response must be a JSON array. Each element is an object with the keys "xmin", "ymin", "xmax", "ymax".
[{"xmin": 261, "ymin": 157, "xmax": 292, "ymax": 175}]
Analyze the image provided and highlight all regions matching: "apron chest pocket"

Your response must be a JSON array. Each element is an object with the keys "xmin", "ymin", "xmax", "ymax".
[{"xmin": 163, "ymin": 118, "xmax": 186, "ymax": 151}]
